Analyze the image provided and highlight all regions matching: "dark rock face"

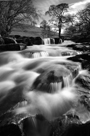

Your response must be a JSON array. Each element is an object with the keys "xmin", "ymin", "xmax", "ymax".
[
  {"xmin": 15, "ymin": 35, "xmax": 21, "ymax": 39},
  {"xmin": 24, "ymin": 37, "xmax": 43, "ymax": 45},
  {"xmin": 23, "ymin": 37, "xmax": 34, "ymax": 46},
  {"xmin": 1, "ymin": 113, "xmax": 87, "ymax": 136},
  {"xmin": 54, "ymin": 38, "xmax": 60, "ymax": 44},
  {"xmin": 22, "ymin": 115, "xmax": 52, "ymax": 136},
  {"xmin": 0, "ymin": 44, "xmax": 20, "ymax": 51},
  {"xmin": 0, "ymin": 124, "xmax": 22, "ymax": 136},
  {"xmin": 50, "ymin": 117, "xmax": 80, "ymax": 136},
  {"xmin": 9, "ymin": 36, "xmax": 44, "ymax": 46},
  {"xmin": 16, "ymin": 39, "xmax": 23, "ymax": 43},
  {"xmin": 54, "ymin": 38, "xmax": 61, "ymax": 44},
  {"xmin": 50, "ymin": 38, "xmax": 55, "ymax": 44},
  {"xmin": 54, "ymin": 37, "xmax": 64, "ymax": 44},
  {"xmin": 61, "ymin": 121, "xmax": 90, "ymax": 136},
  {"xmin": 0, "ymin": 37, "xmax": 4, "ymax": 44},
  {"xmin": 21, "ymin": 115, "xmax": 87, "ymax": 136},
  {"xmin": 68, "ymin": 53, "xmax": 90, "ymax": 70},
  {"xmin": 14, "ymin": 36, "xmax": 34, "ymax": 46},
  {"xmin": 67, "ymin": 43, "xmax": 90, "ymax": 53},
  {"xmin": 3, "ymin": 37, "xmax": 17, "ymax": 44},
  {"xmin": 29, "ymin": 37, "xmax": 35, "ymax": 45},
  {"xmin": 0, "ymin": 37, "xmax": 21, "ymax": 51},
  {"xmin": 34, "ymin": 37, "xmax": 43, "ymax": 45}
]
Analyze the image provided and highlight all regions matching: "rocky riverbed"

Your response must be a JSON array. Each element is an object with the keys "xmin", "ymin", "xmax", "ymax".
[{"xmin": 0, "ymin": 41, "xmax": 90, "ymax": 136}]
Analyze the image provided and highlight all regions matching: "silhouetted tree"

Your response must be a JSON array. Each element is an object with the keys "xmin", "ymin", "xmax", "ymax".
[{"xmin": 45, "ymin": 3, "xmax": 72, "ymax": 38}]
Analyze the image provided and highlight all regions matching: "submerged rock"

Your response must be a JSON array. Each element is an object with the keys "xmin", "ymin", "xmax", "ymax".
[{"xmin": 0, "ymin": 49, "xmax": 90, "ymax": 136}]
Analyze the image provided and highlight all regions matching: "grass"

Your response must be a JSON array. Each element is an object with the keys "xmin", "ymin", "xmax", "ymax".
[{"xmin": 10, "ymin": 24, "xmax": 58, "ymax": 38}]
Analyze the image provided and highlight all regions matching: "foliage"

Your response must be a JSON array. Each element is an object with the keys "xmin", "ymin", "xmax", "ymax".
[
  {"xmin": 64, "ymin": 3, "xmax": 90, "ymax": 42},
  {"xmin": 45, "ymin": 3, "xmax": 73, "ymax": 38},
  {"xmin": 40, "ymin": 20, "xmax": 51, "ymax": 38},
  {"xmin": 64, "ymin": 25, "xmax": 77, "ymax": 36},
  {"xmin": 0, "ymin": 0, "xmax": 39, "ymax": 36},
  {"xmin": 76, "ymin": 3, "xmax": 90, "ymax": 35}
]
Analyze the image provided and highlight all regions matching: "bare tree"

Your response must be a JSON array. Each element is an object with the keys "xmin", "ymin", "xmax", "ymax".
[{"xmin": 0, "ymin": 0, "xmax": 39, "ymax": 36}]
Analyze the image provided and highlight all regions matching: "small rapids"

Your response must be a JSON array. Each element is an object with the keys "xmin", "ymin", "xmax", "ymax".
[
  {"xmin": 43, "ymin": 38, "xmax": 51, "ymax": 45},
  {"xmin": 0, "ymin": 45, "xmax": 90, "ymax": 126}
]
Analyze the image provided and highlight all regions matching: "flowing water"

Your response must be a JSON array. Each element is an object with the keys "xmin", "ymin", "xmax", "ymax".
[
  {"xmin": 43, "ymin": 38, "xmax": 51, "ymax": 45},
  {"xmin": 0, "ymin": 44, "xmax": 90, "ymax": 135}
]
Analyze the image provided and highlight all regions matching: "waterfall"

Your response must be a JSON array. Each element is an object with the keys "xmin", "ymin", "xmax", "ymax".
[
  {"xmin": 32, "ymin": 52, "xmax": 49, "ymax": 58},
  {"xmin": 43, "ymin": 38, "xmax": 51, "ymax": 45}
]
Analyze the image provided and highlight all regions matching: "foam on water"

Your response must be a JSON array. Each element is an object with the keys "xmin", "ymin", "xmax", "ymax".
[
  {"xmin": 0, "ymin": 45, "xmax": 89, "ymax": 123},
  {"xmin": 43, "ymin": 38, "xmax": 51, "ymax": 45},
  {"xmin": 15, "ymin": 86, "xmax": 78, "ymax": 121}
]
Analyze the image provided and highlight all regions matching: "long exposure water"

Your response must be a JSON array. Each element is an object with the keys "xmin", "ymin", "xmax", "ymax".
[{"xmin": 0, "ymin": 42, "xmax": 90, "ymax": 135}]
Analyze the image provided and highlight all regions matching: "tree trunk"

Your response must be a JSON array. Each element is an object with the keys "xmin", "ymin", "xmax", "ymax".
[
  {"xmin": 1, "ymin": 25, "xmax": 11, "ymax": 37},
  {"xmin": 58, "ymin": 19, "xmax": 62, "ymax": 39},
  {"xmin": 1, "ymin": 30, "xmax": 8, "ymax": 37},
  {"xmin": 59, "ymin": 26, "xmax": 61, "ymax": 39}
]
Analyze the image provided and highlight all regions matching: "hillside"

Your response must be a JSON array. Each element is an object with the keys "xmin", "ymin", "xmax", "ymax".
[{"xmin": 10, "ymin": 24, "xmax": 58, "ymax": 38}]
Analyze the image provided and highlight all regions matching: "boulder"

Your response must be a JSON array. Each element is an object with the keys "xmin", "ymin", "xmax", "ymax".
[
  {"xmin": 3, "ymin": 37, "xmax": 17, "ymax": 44},
  {"xmin": 54, "ymin": 38, "xmax": 60, "ymax": 44},
  {"xmin": 0, "ymin": 43, "xmax": 20, "ymax": 51},
  {"xmin": 0, "ymin": 124, "xmax": 22, "ymax": 136},
  {"xmin": 34, "ymin": 37, "xmax": 43, "ymax": 45},
  {"xmin": 50, "ymin": 38, "xmax": 55, "ymax": 44}
]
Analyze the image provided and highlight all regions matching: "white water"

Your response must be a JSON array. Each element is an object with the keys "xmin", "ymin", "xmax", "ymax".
[
  {"xmin": 43, "ymin": 38, "xmax": 55, "ymax": 45},
  {"xmin": 43, "ymin": 38, "xmax": 51, "ymax": 45},
  {"xmin": 0, "ymin": 44, "xmax": 89, "ymax": 124}
]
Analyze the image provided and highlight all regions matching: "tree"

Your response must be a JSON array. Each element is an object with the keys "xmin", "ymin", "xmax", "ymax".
[
  {"xmin": 64, "ymin": 25, "xmax": 76, "ymax": 36},
  {"xmin": 76, "ymin": 3, "xmax": 90, "ymax": 36},
  {"xmin": 45, "ymin": 3, "xmax": 72, "ymax": 38},
  {"xmin": 0, "ymin": 0, "xmax": 39, "ymax": 36},
  {"xmin": 40, "ymin": 20, "xmax": 51, "ymax": 38},
  {"xmin": 64, "ymin": 3, "xmax": 90, "ymax": 42}
]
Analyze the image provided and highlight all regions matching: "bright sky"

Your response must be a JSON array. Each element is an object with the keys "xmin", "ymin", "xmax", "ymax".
[
  {"xmin": 33, "ymin": 0, "xmax": 90, "ymax": 14},
  {"xmin": 33, "ymin": 0, "xmax": 90, "ymax": 30}
]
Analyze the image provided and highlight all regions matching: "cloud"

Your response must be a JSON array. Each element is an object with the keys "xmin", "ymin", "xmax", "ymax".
[
  {"xmin": 33, "ymin": 0, "xmax": 62, "ymax": 13},
  {"xmin": 69, "ymin": 0, "xmax": 90, "ymax": 14}
]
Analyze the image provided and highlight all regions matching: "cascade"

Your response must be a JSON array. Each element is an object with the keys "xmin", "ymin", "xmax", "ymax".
[
  {"xmin": 43, "ymin": 38, "xmax": 51, "ymax": 45},
  {"xmin": 0, "ymin": 50, "xmax": 90, "ymax": 129}
]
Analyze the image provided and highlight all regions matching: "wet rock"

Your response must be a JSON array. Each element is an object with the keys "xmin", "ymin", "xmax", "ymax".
[
  {"xmin": 0, "ymin": 124, "xmax": 22, "ymax": 136},
  {"xmin": 34, "ymin": 37, "xmax": 43, "ymax": 45},
  {"xmin": 32, "ymin": 65, "xmax": 71, "ymax": 93},
  {"xmin": 0, "ymin": 44, "xmax": 20, "ymax": 51},
  {"xmin": 22, "ymin": 115, "xmax": 52, "ymax": 136},
  {"xmin": 61, "ymin": 121, "xmax": 90, "ymax": 136}
]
